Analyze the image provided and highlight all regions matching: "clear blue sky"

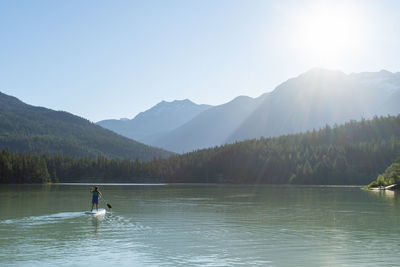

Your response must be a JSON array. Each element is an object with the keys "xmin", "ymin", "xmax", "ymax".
[{"xmin": 1, "ymin": 0, "xmax": 399, "ymax": 122}]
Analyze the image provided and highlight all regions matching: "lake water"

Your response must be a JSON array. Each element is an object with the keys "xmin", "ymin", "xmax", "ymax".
[{"xmin": 1, "ymin": 184, "xmax": 400, "ymax": 266}]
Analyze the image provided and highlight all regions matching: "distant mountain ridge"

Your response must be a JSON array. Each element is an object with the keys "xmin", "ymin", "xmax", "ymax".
[
  {"xmin": 97, "ymin": 99, "xmax": 211, "ymax": 144},
  {"xmin": 227, "ymin": 68, "xmax": 399, "ymax": 142},
  {"xmin": 0, "ymin": 92, "xmax": 172, "ymax": 160},
  {"xmin": 152, "ymin": 95, "xmax": 268, "ymax": 152},
  {"xmin": 97, "ymin": 68, "xmax": 400, "ymax": 153}
]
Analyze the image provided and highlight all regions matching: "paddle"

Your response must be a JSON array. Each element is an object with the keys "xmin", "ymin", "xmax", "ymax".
[
  {"xmin": 101, "ymin": 197, "xmax": 112, "ymax": 209},
  {"xmin": 93, "ymin": 187, "xmax": 112, "ymax": 209}
]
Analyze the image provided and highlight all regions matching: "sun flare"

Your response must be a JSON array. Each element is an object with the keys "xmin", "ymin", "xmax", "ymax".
[{"xmin": 296, "ymin": 3, "xmax": 364, "ymax": 60}]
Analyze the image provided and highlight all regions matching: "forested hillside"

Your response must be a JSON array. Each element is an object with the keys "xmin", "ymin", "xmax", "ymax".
[
  {"xmin": 0, "ymin": 92, "xmax": 171, "ymax": 161},
  {"xmin": 149, "ymin": 115, "xmax": 400, "ymax": 185},
  {"xmin": 1, "ymin": 115, "xmax": 399, "ymax": 185}
]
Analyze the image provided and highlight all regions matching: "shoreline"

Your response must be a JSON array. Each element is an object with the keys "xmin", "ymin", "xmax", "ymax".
[{"xmin": 1, "ymin": 183, "xmax": 364, "ymax": 188}]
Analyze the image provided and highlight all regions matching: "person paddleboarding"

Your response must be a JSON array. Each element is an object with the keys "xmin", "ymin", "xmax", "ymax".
[{"xmin": 90, "ymin": 186, "xmax": 102, "ymax": 212}]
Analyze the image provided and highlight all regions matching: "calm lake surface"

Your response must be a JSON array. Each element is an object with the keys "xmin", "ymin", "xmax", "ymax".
[{"xmin": 1, "ymin": 184, "xmax": 400, "ymax": 266}]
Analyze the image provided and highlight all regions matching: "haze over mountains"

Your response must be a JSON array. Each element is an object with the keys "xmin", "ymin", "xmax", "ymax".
[
  {"xmin": 98, "ymin": 99, "xmax": 211, "ymax": 145},
  {"xmin": 98, "ymin": 68, "xmax": 400, "ymax": 153},
  {"xmin": 0, "ymin": 92, "xmax": 171, "ymax": 160},
  {"xmin": 228, "ymin": 69, "xmax": 400, "ymax": 143}
]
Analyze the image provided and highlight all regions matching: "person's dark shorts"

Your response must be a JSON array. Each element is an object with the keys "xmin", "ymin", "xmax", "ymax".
[{"xmin": 92, "ymin": 196, "xmax": 98, "ymax": 204}]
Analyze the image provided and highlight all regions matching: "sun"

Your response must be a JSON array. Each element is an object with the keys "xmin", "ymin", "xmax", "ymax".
[{"xmin": 295, "ymin": 2, "xmax": 364, "ymax": 60}]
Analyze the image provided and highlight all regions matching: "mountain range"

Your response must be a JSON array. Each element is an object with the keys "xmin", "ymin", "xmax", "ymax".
[
  {"xmin": 98, "ymin": 99, "xmax": 211, "ymax": 145},
  {"xmin": 98, "ymin": 68, "xmax": 400, "ymax": 153},
  {"xmin": 0, "ymin": 92, "xmax": 171, "ymax": 160}
]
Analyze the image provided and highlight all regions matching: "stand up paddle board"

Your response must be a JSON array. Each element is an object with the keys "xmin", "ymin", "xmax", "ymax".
[{"xmin": 85, "ymin": 208, "xmax": 106, "ymax": 216}]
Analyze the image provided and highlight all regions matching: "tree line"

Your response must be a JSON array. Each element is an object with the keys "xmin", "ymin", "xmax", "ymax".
[{"xmin": 1, "ymin": 115, "xmax": 400, "ymax": 185}]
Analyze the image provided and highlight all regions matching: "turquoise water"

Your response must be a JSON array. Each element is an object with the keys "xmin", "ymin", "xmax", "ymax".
[{"xmin": 1, "ymin": 184, "xmax": 400, "ymax": 266}]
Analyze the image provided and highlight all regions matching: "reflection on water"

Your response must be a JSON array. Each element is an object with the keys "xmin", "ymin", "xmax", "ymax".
[
  {"xmin": 367, "ymin": 189, "xmax": 400, "ymax": 209},
  {"xmin": 91, "ymin": 214, "xmax": 104, "ymax": 232},
  {"xmin": 1, "ymin": 184, "xmax": 400, "ymax": 266}
]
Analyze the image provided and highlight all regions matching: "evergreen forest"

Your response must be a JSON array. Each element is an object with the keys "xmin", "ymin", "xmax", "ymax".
[
  {"xmin": 0, "ymin": 92, "xmax": 171, "ymax": 161},
  {"xmin": 1, "ymin": 115, "xmax": 400, "ymax": 185}
]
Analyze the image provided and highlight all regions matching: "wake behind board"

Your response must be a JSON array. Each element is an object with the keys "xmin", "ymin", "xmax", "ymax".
[{"xmin": 85, "ymin": 208, "xmax": 106, "ymax": 216}]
